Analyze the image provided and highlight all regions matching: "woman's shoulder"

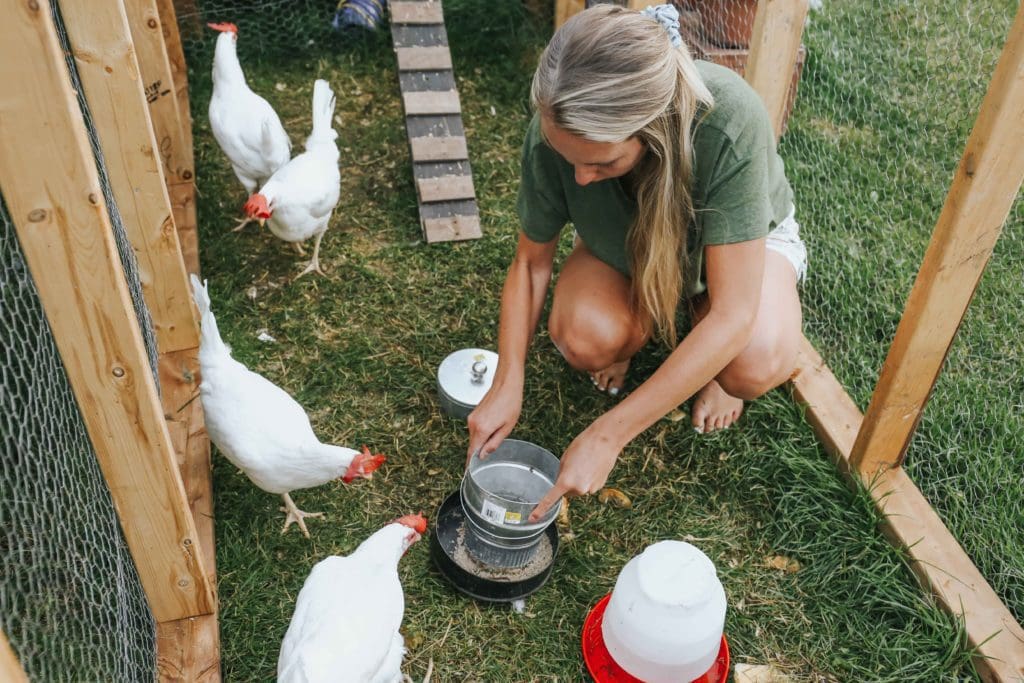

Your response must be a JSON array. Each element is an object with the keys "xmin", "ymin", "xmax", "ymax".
[{"xmin": 693, "ymin": 60, "xmax": 773, "ymax": 146}]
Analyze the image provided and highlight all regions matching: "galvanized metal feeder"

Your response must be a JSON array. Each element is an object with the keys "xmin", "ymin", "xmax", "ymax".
[
  {"xmin": 430, "ymin": 440, "xmax": 562, "ymax": 602},
  {"xmin": 436, "ymin": 348, "xmax": 498, "ymax": 419}
]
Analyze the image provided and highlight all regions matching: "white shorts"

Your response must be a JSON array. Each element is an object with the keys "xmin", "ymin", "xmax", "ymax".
[{"xmin": 766, "ymin": 206, "xmax": 808, "ymax": 282}]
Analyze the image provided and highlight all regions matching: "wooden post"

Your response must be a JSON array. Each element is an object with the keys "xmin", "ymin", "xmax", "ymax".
[
  {"xmin": 57, "ymin": 2, "xmax": 221, "ymax": 675},
  {"xmin": 554, "ymin": 0, "xmax": 584, "ymax": 30},
  {"xmin": 57, "ymin": 0, "xmax": 198, "ymax": 356},
  {"xmin": 850, "ymin": 4, "xmax": 1024, "ymax": 477},
  {"xmin": 0, "ymin": 631, "xmax": 28, "ymax": 683},
  {"xmin": 790, "ymin": 336, "xmax": 1024, "ymax": 682},
  {"xmin": 123, "ymin": 0, "xmax": 200, "ymax": 276},
  {"xmin": 745, "ymin": 0, "xmax": 809, "ymax": 139},
  {"xmin": 0, "ymin": 0, "xmax": 214, "ymax": 621}
]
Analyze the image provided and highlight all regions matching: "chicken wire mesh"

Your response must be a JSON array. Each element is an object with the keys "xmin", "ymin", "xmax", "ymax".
[{"xmin": 0, "ymin": 195, "xmax": 157, "ymax": 680}]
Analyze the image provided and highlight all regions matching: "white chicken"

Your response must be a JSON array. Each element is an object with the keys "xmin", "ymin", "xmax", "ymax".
[
  {"xmin": 243, "ymin": 79, "xmax": 341, "ymax": 278},
  {"xmin": 207, "ymin": 22, "xmax": 292, "ymax": 231},
  {"xmin": 278, "ymin": 514, "xmax": 429, "ymax": 683},
  {"xmin": 190, "ymin": 275, "xmax": 385, "ymax": 537}
]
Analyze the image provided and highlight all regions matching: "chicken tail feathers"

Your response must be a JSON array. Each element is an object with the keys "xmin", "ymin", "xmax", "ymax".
[
  {"xmin": 189, "ymin": 274, "xmax": 230, "ymax": 356},
  {"xmin": 306, "ymin": 79, "xmax": 338, "ymax": 148}
]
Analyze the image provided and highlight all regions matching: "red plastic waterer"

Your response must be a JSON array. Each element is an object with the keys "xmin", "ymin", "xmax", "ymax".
[{"xmin": 581, "ymin": 593, "xmax": 730, "ymax": 683}]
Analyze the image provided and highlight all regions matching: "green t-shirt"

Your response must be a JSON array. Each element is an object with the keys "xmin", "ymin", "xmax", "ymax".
[{"xmin": 517, "ymin": 60, "xmax": 794, "ymax": 296}]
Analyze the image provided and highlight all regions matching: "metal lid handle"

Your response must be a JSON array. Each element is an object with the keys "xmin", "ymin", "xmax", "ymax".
[{"xmin": 470, "ymin": 359, "xmax": 488, "ymax": 384}]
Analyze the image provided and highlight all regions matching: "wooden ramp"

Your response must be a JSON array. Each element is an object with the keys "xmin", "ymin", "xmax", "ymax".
[{"xmin": 389, "ymin": 0, "xmax": 481, "ymax": 243}]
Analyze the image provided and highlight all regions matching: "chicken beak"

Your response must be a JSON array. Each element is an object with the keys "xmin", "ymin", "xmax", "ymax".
[{"xmin": 257, "ymin": 217, "xmax": 266, "ymax": 229}]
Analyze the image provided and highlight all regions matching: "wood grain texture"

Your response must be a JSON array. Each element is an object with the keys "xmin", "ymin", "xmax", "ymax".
[
  {"xmin": 389, "ymin": 1, "xmax": 443, "ymax": 24},
  {"xmin": 789, "ymin": 336, "xmax": 1024, "ymax": 681},
  {"xmin": 396, "ymin": 45, "xmax": 452, "ymax": 71},
  {"xmin": 422, "ymin": 214, "xmax": 482, "ymax": 242},
  {"xmin": 124, "ymin": 0, "xmax": 199, "ymax": 275},
  {"xmin": 154, "ymin": 0, "xmax": 194, "ymax": 170},
  {"xmin": 58, "ymin": 0, "xmax": 198, "ymax": 355},
  {"xmin": 0, "ymin": 0, "xmax": 213, "ymax": 621},
  {"xmin": 157, "ymin": 350, "xmax": 219, "ymax": 681},
  {"xmin": 123, "ymin": 0, "xmax": 191, "ymax": 184},
  {"xmin": 416, "ymin": 174, "xmax": 475, "ymax": 202},
  {"xmin": 851, "ymin": 4, "xmax": 1024, "ymax": 476},
  {"xmin": 409, "ymin": 135, "xmax": 468, "ymax": 161},
  {"xmin": 402, "ymin": 89, "xmax": 461, "ymax": 115},
  {"xmin": 745, "ymin": 0, "xmax": 809, "ymax": 139}
]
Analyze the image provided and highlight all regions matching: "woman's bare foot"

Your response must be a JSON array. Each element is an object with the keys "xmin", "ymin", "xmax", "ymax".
[
  {"xmin": 691, "ymin": 380, "xmax": 744, "ymax": 433},
  {"xmin": 590, "ymin": 359, "xmax": 630, "ymax": 397}
]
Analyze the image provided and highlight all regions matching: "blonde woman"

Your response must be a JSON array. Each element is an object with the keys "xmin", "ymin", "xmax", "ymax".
[{"xmin": 467, "ymin": 4, "xmax": 808, "ymax": 521}]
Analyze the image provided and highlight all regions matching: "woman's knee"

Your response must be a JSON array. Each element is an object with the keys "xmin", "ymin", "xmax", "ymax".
[
  {"xmin": 717, "ymin": 337, "xmax": 798, "ymax": 400},
  {"xmin": 548, "ymin": 308, "xmax": 631, "ymax": 371}
]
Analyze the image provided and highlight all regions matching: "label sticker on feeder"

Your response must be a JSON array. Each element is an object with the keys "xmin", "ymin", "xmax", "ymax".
[
  {"xmin": 503, "ymin": 510, "xmax": 523, "ymax": 525},
  {"xmin": 481, "ymin": 500, "xmax": 507, "ymax": 524}
]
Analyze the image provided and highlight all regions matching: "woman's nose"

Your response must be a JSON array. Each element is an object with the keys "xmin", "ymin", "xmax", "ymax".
[{"xmin": 575, "ymin": 166, "xmax": 598, "ymax": 186}]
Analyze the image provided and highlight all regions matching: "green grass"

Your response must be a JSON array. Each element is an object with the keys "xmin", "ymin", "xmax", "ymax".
[{"xmin": 184, "ymin": 1, "xmax": 1021, "ymax": 680}]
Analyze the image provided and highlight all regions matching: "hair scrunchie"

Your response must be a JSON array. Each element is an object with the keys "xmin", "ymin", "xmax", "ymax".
[{"xmin": 641, "ymin": 4, "xmax": 683, "ymax": 48}]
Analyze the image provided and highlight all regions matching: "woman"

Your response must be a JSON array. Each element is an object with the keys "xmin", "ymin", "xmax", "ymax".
[{"xmin": 466, "ymin": 4, "xmax": 807, "ymax": 522}]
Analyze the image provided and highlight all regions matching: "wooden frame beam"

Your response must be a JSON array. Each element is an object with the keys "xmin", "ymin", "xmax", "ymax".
[
  {"xmin": 124, "ymin": 0, "xmax": 199, "ymax": 276},
  {"xmin": 746, "ymin": 0, "xmax": 809, "ymax": 139},
  {"xmin": 58, "ymin": 0, "xmax": 198, "ymax": 355},
  {"xmin": 850, "ymin": 3, "xmax": 1024, "ymax": 476},
  {"xmin": 790, "ymin": 337, "xmax": 1024, "ymax": 681},
  {"xmin": 57, "ymin": 1, "xmax": 221, "ymax": 676},
  {"xmin": 0, "ymin": 0, "xmax": 213, "ymax": 622}
]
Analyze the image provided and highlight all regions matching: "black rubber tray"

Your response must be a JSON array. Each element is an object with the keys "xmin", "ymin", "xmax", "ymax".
[{"xmin": 430, "ymin": 490, "xmax": 559, "ymax": 603}]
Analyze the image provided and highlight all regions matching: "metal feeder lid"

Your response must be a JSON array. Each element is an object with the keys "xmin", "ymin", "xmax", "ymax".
[{"xmin": 438, "ymin": 348, "xmax": 498, "ymax": 408}]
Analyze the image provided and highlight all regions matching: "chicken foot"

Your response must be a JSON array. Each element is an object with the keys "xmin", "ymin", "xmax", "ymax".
[
  {"xmin": 296, "ymin": 230, "xmax": 327, "ymax": 279},
  {"xmin": 279, "ymin": 492, "xmax": 324, "ymax": 538}
]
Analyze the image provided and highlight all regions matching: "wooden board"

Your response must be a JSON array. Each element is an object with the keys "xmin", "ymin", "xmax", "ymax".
[
  {"xmin": 390, "ymin": 1, "xmax": 443, "ymax": 24},
  {"xmin": 57, "ymin": 0, "xmax": 198, "ymax": 355},
  {"xmin": 124, "ymin": 0, "xmax": 199, "ymax": 275},
  {"xmin": 396, "ymin": 46, "xmax": 452, "ymax": 71},
  {"xmin": 402, "ymin": 89, "xmax": 461, "ymax": 115},
  {"xmin": 409, "ymin": 136, "xmax": 468, "ymax": 161},
  {"xmin": 850, "ymin": 4, "xmax": 1024, "ymax": 478},
  {"xmin": 745, "ymin": 0, "xmax": 809, "ymax": 139},
  {"xmin": 156, "ymin": 349, "xmax": 220, "ymax": 682},
  {"xmin": 789, "ymin": 336, "xmax": 1024, "ymax": 682},
  {"xmin": 416, "ymin": 175, "xmax": 475, "ymax": 202},
  {"xmin": 421, "ymin": 214, "xmax": 482, "ymax": 241},
  {"xmin": 389, "ymin": 0, "xmax": 479, "ymax": 243},
  {"xmin": 0, "ymin": 0, "xmax": 214, "ymax": 622}
]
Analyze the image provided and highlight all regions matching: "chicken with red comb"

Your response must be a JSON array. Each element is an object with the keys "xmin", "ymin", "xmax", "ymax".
[
  {"xmin": 244, "ymin": 79, "xmax": 341, "ymax": 278},
  {"xmin": 278, "ymin": 516, "xmax": 428, "ymax": 682},
  {"xmin": 207, "ymin": 19, "xmax": 291, "ymax": 231},
  {"xmin": 191, "ymin": 275, "xmax": 386, "ymax": 538}
]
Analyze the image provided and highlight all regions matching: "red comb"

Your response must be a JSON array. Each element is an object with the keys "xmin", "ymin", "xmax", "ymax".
[
  {"xmin": 207, "ymin": 22, "xmax": 238, "ymax": 34},
  {"xmin": 341, "ymin": 446, "xmax": 386, "ymax": 484},
  {"xmin": 242, "ymin": 194, "xmax": 271, "ymax": 220},
  {"xmin": 395, "ymin": 513, "xmax": 428, "ymax": 534}
]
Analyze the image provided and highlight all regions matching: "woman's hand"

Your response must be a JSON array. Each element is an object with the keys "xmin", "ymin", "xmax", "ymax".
[
  {"xmin": 466, "ymin": 377, "xmax": 523, "ymax": 468},
  {"xmin": 528, "ymin": 422, "xmax": 623, "ymax": 522}
]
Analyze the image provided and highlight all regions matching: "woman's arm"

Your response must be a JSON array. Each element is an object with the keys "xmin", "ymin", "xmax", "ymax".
[
  {"xmin": 467, "ymin": 232, "xmax": 559, "ymax": 461},
  {"xmin": 530, "ymin": 237, "xmax": 765, "ymax": 520}
]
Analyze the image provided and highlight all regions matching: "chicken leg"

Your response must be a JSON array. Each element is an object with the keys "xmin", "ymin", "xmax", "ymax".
[
  {"xmin": 296, "ymin": 230, "xmax": 328, "ymax": 279},
  {"xmin": 280, "ymin": 492, "xmax": 324, "ymax": 538}
]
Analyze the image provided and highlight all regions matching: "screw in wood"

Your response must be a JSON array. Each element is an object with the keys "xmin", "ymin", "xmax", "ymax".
[
  {"xmin": 28, "ymin": 209, "xmax": 46, "ymax": 222},
  {"xmin": 112, "ymin": 367, "xmax": 125, "ymax": 378}
]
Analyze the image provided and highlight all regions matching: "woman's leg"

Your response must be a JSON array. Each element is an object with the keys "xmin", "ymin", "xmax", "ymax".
[
  {"xmin": 691, "ymin": 249, "xmax": 803, "ymax": 432},
  {"xmin": 548, "ymin": 241, "xmax": 649, "ymax": 394}
]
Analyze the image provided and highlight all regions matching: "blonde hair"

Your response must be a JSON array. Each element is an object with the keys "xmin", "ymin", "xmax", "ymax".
[{"xmin": 531, "ymin": 4, "xmax": 713, "ymax": 347}]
